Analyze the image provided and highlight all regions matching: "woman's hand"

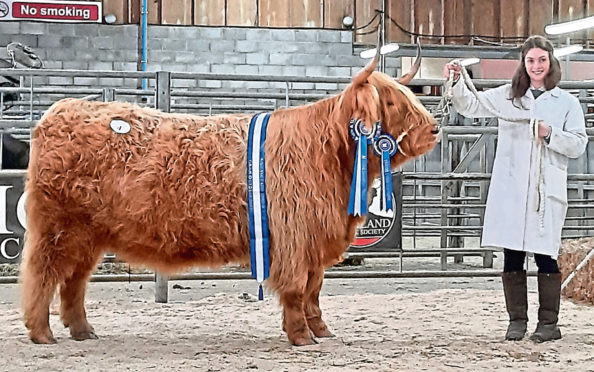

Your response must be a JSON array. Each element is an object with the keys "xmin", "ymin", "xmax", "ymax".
[
  {"xmin": 537, "ymin": 120, "xmax": 552, "ymax": 139},
  {"xmin": 443, "ymin": 63, "xmax": 461, "ymax": 81}
]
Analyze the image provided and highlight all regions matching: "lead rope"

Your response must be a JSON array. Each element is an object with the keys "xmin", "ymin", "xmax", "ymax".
[
  {"xmin": 449, "ymin": 60, "xmax": 529, "ymax": 123},
  {"xmin": 531, "ymin": 119, "xmax": 546, "ymax": 232},
  {"xmin": 446, "ymin": 61, "xmax": 545, "ymax": 231}
]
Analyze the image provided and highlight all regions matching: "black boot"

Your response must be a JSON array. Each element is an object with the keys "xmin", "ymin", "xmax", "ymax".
[
  {"xmin": 502, "ymin": 271, "xmax": 528, "ymax": 341},
  {"xmin": 530, "ymin": 273, "xmax": 562, "ymax": 343}
]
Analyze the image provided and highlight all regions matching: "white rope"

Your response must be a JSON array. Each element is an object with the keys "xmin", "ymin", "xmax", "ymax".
[
  {"xmin": 451, "ymin": 60, "xmax": 530, "ymax": 124},
  {"xmin": 534, "ymin": 129, "xmax": 545, "ymax": 228}
]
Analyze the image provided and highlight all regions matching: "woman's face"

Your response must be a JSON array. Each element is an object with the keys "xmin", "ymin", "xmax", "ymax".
[{"xmin": 524, "ymin": 47, "xmax": 550, "ymax": 88}]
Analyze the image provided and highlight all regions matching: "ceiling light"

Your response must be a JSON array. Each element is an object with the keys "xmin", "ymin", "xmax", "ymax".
[
  {"xmin": 359, "ymin": 43, "xmax": 400, "ymax": 59},
  {"xmin": 104, "ymin": 14, "xmax": 117, "ymax": 24},
  {"xmin": 553, "ymin": 44, "xmax": 583, "ymax": 58},
  {"xmin": 342, "ymin": 16, "xmax": 354, "ymax": 28},
  {"xmin": 545, "ymin": 15, "xmax": 594, "ymax": 35}
]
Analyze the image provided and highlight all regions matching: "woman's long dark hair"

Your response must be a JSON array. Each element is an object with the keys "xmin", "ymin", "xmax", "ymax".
[{"xmin": 510, "ymin": 35, "xmax": 561, "ymax": 99}]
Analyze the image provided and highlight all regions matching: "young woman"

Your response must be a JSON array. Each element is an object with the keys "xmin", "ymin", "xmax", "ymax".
[{"xmin": 444, "ymin": 35, "xmax": 587, "ymax": 342}]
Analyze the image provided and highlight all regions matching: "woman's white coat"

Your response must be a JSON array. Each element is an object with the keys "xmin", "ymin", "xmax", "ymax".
[{"xmin": 451, "ymin": 79, "xmax": 587, "ymax": 258}]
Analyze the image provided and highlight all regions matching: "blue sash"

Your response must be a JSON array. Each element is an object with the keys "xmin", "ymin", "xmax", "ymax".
[{"xmin": 247, "ymin": 113, "xmax": 271, "ymax": 299}]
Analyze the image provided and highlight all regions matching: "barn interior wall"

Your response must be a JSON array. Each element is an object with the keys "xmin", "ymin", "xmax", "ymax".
[{"xmin": 98, "ymin": 0, "xmax": 593, "ymax": 46}]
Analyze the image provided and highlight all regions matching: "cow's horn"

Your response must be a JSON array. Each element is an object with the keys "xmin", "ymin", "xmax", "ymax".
[
  {"xmin": 352, "ymin": 30, "xmax": 382, "ymax": 86},
  {"xmin": 397, "ymin": 39, "xmax": 422, "ymax": 85}
]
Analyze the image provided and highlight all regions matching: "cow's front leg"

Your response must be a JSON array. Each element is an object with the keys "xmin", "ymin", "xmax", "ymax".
[
  {"xmin": 280, "ymin": 288, "xmax": 315, "ymax": 346},
  {"xmin": 304, "ymin": 267, "xmax": 333, "ymax": 338}
]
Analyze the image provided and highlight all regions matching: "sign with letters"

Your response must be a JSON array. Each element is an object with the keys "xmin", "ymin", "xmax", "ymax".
[
  {"xmin": 0, "ymin": 176, "xmax": 26, "ymax": 263},
  {"xmin": 0, "ymin": 0, "xmax": 102, "ymax": 23},
  {"xmin": 349, "ymin": 173, "xmax": 402, "ymax": 252}
]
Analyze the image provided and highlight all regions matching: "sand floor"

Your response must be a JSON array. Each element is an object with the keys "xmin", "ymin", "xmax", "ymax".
[{"xmin": 1, "ymin": 267, "xmax": 593, "ymax": 371}]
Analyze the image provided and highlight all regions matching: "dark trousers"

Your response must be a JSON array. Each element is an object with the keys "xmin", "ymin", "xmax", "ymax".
[{"xmin": 503, "ymin": 249, "xmax": 559, "ymax": 274}]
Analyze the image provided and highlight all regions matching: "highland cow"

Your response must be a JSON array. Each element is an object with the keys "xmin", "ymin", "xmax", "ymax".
[{"xmin": 21, "ymin": 49, "xmax": 439, "ymax": 345}]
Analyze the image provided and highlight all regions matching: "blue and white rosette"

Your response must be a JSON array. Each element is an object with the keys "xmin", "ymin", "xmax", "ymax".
[
  {"xmin": 348, "ymin": 119, "xmax": 380, "ymax": 216},
  {"xmin": 373, "ymin": 133, "xmax": 398, "ymax": 213}
]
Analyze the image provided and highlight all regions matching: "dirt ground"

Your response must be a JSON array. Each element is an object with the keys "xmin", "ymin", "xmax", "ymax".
[{"xmin": 1, "ymin": 253, "xmax": 594, "ymax": 372}]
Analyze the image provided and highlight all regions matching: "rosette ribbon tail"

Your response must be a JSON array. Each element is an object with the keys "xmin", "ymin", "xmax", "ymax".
[
  {"xmin": 380, "ymin": 148, "xmax": 393, "ymax": 212},
  {"xmin": 348, "ymin": 133, "xmax": 368, "ymax": 216},
  {"xmin": 373, "ymin": 133, "xmax": 398, "ymax": 214}
]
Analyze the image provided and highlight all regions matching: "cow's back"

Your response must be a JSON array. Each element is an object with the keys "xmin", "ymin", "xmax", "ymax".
[{"xmin": 27, "ymin": 99, "xmax": 253, "ymax": 268}]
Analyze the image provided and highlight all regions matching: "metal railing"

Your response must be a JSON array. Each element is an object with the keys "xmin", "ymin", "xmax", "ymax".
[{"xmin": 0, "ymin": 68, "xmax": 592, "ymax": 276}]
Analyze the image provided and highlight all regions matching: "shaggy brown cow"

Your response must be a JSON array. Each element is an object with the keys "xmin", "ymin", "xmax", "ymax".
[{"xmin": 21, "ymin": 51, "xmax": 438, "ymax": 345}]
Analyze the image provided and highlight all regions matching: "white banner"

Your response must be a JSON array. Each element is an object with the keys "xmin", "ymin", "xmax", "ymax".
[
  {"xmin": 0, "ymin": 0, "xmax": 102, "ymax": 23},
  {"xmin": 0, "ymin": 179, "xmax": 26, "ymax": 263}
]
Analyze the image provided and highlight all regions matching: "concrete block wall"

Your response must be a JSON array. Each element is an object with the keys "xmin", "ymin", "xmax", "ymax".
[
  {"xmin": 0, "ymin": 21, "xmax": 401, "ymax": 92},
  {"xmin": 146, "ymin": 25, "xmax": 399, "ymax": 92},
  {"xmin": 0, "ymin": 21, "xmax": 138, "ymax": 87}
]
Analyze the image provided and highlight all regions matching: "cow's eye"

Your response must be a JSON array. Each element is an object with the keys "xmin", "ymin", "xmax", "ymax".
[{"xmin": 387, "ymin": 101, "xmax": 394, "ymax": 106}]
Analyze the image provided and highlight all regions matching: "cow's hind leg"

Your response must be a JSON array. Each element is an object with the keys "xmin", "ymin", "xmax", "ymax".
[
  {"xmin": 21, "ymin": 217, "xmax": 98, "ymax": 344},
  {"xmin": 21, "ymin": 230, "xmax": 63, "ymax": 344},
  {"xmin": 21, "ymin": 257, "xmax": 58, "ymax": 344},
  {"xmin": 60, "ymin": 252, "xmax": 102, "ymax": 341},
  {"xmin": 304, "ymin": 268, "xmax": 333, "ymax": 338}
]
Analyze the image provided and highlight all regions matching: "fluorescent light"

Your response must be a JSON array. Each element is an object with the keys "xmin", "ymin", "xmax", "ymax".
[
  {"xmin": 360, "ymin": 48, "xmax": 378, "ymax": 59},
  {"xmin": 460, "ymin": 58, "xmax": 480, "ymax": 67},
  {"xmin": 380, "ymin": 43, "xmax": 400, "ymax": 55},
  {"xmin": 545, "ymin": 15, "xmax": 594, "ymax": 35},
  {"xmin": 359, "ymin": 43, "xmax": 400, "ymax": 59},
  {"xmin": 553, "ymin": 44, "xmax": 583, "ymax": 58}
]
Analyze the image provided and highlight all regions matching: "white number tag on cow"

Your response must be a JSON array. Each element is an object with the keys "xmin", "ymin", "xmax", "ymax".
[{"xmin": 110, "ymin": 119, "xmax": 131, "ymax": 134}]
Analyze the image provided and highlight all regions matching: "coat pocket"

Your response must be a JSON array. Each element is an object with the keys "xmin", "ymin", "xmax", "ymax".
[
  {"xmin": 545, "ymin": 166, "xmax": 567, "ymax": 205},
  {"xmin": 544, "ymin": 166, "xmax": 568, "ymax": 242}
]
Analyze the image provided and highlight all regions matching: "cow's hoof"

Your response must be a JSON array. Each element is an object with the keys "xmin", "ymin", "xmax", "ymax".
[
  {"xmin": 71, "ymin": 330, "xmax": 98, "ymax": 341},
  {"xmin": 312, "ymin": 328, "xmax": 334, "ymax": 338},
  {"xmin": 308, "ymin": 319, "xmax": 334, "ymax": 338},
  {"xmin": 293, "ymin": 337, "xmax": 316, "ymax": 346},
  {"xmin": 292, "ymin": 336, "xmax": 318, "ymax": 346},
  {"xmin": 31, "ymin": 333, "xmax": 57, "ymax": 344}
]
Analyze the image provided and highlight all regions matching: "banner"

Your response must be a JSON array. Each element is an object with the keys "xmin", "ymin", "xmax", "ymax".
[
  {"xmin": 0, "ymin": 0, "xmax": 102, "ymax": 23},
  {"xmin": 0, "ymin": 176, "xmax": 26, "ymax": 263},
  {"xmin": 349, "ymin": 173, "xmax": 402, "ymax": 252}
]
